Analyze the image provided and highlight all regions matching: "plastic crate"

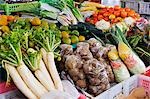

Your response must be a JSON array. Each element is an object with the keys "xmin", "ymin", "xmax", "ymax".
[
  {"xmin": 0, "ymin": 4, "xmax": 5, "ymax": 10},
  {"xmin": 139, "ymin": 75, "xmax": 150, "ymax": 95},
  {"xmin": 122, "ymin": 75, "xmax": 139, "ymax": 96},
  {"xmin": 139, "ymin": 1, "xmax": 150, "ymax": 15},
  {"xmin": 121, "ymin": 0, "xmax": 140, "ymax": 12},
  {"xmin": 108, "ymin": 83, "xmax": 123, "ymax": 99},
  {"xmin": 2, "ymin": 1, "xmax": 40, "ymax": 15}
]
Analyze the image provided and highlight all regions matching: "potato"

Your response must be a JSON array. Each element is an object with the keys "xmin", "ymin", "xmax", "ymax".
[
  {"xmin": 69, "ymin": 68, "xmax": 79, "ymax": 76},
  {"xmin": 76, "ymin": 80, "xmax": 87, "ymax": 88},
  {"xmin": 78, "ymin": 72, "xmax": 85, "ymax": 79},
  {"xmin": 72, "ymin": 76, "xmax": 79, "ymax": 81},
  {"xmin": 88, "ymin": 77, "xmax": 101, "ymax": 85}
]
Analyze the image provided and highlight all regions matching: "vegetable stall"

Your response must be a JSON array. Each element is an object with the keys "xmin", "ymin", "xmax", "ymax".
[{"xmin": 0, "ymin": 0, "xmax": 150, "ymax": 99}]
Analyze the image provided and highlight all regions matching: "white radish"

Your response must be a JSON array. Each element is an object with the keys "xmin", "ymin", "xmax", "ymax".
[
  {"xmin": 17, "ymin": 61, "xmax": 48, "ymax": 98},
  {"xmin": 41, "ymin": 48, "xmax": 48, "ymax": 67},
  {"xmin": 5, "ymin": 63, "xmax": 37, "ymax": 99},
  {"xmin": 35, "ymin": 59, "xmax": 56, "ymax": 91},
  {"xmin": 46, "ymin": 52, "xmax": 63, "ymax": 91}
]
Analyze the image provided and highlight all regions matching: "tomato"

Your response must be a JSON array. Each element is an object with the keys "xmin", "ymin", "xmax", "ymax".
[
  {"xmin": 104, "ymin": 17, "xmax": 109, "ymax": 21},
  {"xmin": 119, "ymin": 8, "xmax": 125, "ymax": 12},
  {"xmin": 128, "ymin": 12, "xmax": 135, "ymax": 17},
  {"xmin": 114, "ymin": 5, "xmax": 120, "ymax": 10},
  {"xmin": 108, "ymin": 8, "xmax": 114, "ymax": 14},
  {"xmin": 90, "ymin": 20, "xmax": 94, "ymax": 24},
  {"xmin": 111, "ymin": 18, "xmax": 118, "ymax": 23},
  {"xmin": 7, "ymin": 15, "xmax": 15, "ymax": 21},
  {"xmin": 85, "ymin": 18, "xmax": 90, "ymax": 22},
  {"xmin": 125, "ymin": 7, "xmax": 131, "ymax": 12},
  {"xmin": 103, "ymin": 12, "xmax": 109, "ymax": 17},
  {"xmin": 93, "ymin": 13, "xmax": 98, "ymax": 18},
  {"xmin": 130, "ymin": 10, "xmax": 135, "ymax": 13},
  {"xmin": 93, "ymin": 19, "xmax": 98, "ymax": 24},
  {"xmin": 98, "ymin": 15, "xmax": 104, "ymax": 20},
  {"xmin": 114, "ymin": 11, "xmax": 120, "ymax": 17},
  {"xmin": 99, "ymin": 9, "xmax": 106, "ymax": 14},
  {"xmin": 109, "ymin": 14, "xmax": 116, "ymax": 20},
  {"xmin": 121, "ymin": 11, "xmax": 127, "ymax": 18}
]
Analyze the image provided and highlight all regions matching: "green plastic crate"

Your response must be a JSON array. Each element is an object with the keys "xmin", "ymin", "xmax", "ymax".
[
  {"xmin": 3, "ymin": 1, "xmax": 40, "ymax": 15},
  {"xmin": 0, "ymin": 4, "xmax": 5, "ymax": 10}
]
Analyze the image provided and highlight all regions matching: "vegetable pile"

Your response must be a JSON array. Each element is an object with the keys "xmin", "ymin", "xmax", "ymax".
[
  {"xmin": 0, "ymin": 1, "xmax": 150, "ymax": 98},
  {"xmin": 0, "ymin": 16, "xmax": 63, "ymax": 98},
  {"xmin": 83, "ymin": 5, "xmax": 140, "ymax": 25}
]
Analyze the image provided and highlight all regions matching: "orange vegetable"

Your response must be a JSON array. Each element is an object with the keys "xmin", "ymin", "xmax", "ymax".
[
  {"xmin": 128, "ymin": 11, "xmax": 135, "ymax": 17},
  {"xmin": 114, "ymin": 5, "xmax": 120, "ymax": 10},
  {"xmin": 98, "ymin": 15, "xmax": 103, "ymax": 20},
  {"xmin": 114, "ymin": 11, "xmax": 120, "ymax": 17},
  {"xmin": 125, "ymin": 7, "xmax": 131, "ymax": 12},
  {"xmin": 0, "ymin": 18, "xmax": 8, "ymax": 26},
  {"xmin": 7, "ymin": 15, "xmax": 15, "ymax": 21},
  {"xmin": 121, "ymin": 11, "xmax": 127, "ymax": 18},
  {"xmin": 0, "ymin": 15, "xmax": 7, "ymax": 20},
  {"xmin": 103, "ymin": 12, "xmax": 110, "ymax": 17}
]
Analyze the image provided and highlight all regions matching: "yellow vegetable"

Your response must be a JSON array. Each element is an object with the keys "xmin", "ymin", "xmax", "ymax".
[
  {"xmin": 61, "ymin": 31, "xmax": 69, "ymax": 38},
  {"xmin": 0, "ymin": 18, "xmax": 8, "ymax": 26},
  {"xmin": 81, "ymin": 1, "xmax": 105, "ymax": 8},
  {"xmin": 79, "ymin": 35, "xmax": 85, "ymax": 42},
  {"xmin": 1, "ymin": 26, "xmax": 10, "ymax": 33},
  {"xmin": 31, "ymin": 17, "xmax": 41, "ymax": 26},
  {"xmin": 80, "ymin": 7, "xmax": 97, "ymax": 11},
  {"xmin": 118, "ymin": 42, "xmax": 131, "ymax": 60},
  {"xmin": 108, "ymin": 48, "xmax": 119, "ymax": 60}
]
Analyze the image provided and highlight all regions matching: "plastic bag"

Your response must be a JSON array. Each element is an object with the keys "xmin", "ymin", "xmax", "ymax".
[{"xmin": 40, "ymin": 91, "xmax": 75, "ymax": 99}]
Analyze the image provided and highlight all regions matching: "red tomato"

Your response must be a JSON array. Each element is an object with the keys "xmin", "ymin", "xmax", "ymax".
[
  {"xmin": 104, "ymin": 17, "xmax": 109, "ymax": 21},
  {"xmin": 103, "ymin": 12, "xmax": 110, "ymax": 17},
  {"xmin": 99, "ymin": 10, "xmax": 106, "ymax": 14},
  {"xmin": 108, "ymin": 8, "xmax": 114, "ymax": 14},
  {"xmin": 121, "ymin": 11, "xmax": 127, "ymax": 18},
  {"xmin": 114, "ymin": 11, "xmax": 120, "ymax": 17},
  {"xmin": 114, "ymin": 5, "xmax": 120, "ymax": 10},
  {"xmin": 128, "ymin": 12, "xmax": 135, "ymax": 17},
  {"xmin": 125, "ymin": 7, "xmax": 131, "ymax": 12},
  {"xmin": 119, "ymin": 8, "xmax": 125, "ymax": 12},
  {"xmin": 93, "ymin": 13, "xmax": 98, "ymax": 18},
  {"xmin": 93, "ymin": 19, "xmax": 98, "ymax": 24},
  {"xmin": 90, "ymin": 20, "xmax": 94, "ymax": 24},
  {"xmin": 98, "ymin": 15, "xmax": 103, "ymax": 20},
  {"xmin": 85, "ymin": 18, "xmax": 90, "ymax": 22}
]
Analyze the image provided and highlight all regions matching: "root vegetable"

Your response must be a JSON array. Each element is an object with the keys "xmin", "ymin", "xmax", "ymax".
[
  {"xmin": 76, "ymin": 80, "xmax": 87, "ymax": 88},
  {"xmin": 39, "ymin": 59, "xmax": 56, "ymax": 90},
  {"xmin": 47, "ymin": 52, "xmax": 63, "ymax": 91},
  {"xmin": 17, "ymin": 62, "xmax": 48, "ymax": 98},
  {"xmin": 5, "ymin": 63, "xmax": 37, "ymax": 99},
  {"xmin": 69, "ymin": 68, "xmax": 79, "ymax": 76}
]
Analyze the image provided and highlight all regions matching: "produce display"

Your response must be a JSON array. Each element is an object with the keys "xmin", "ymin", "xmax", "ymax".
[{"xmin": 0, "ymin": 0, "xmax": 150, "ymax": 99}]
